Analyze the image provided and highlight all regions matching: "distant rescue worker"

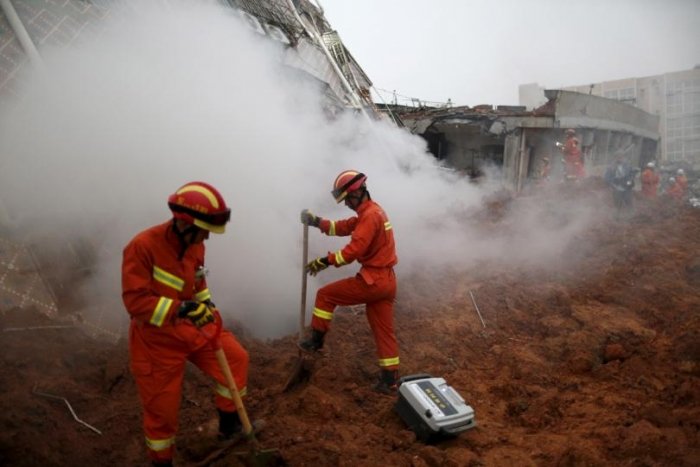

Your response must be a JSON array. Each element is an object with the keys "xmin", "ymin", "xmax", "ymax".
[
  {"xmin": 665, "ymin": 177, "xmax": 684, "ymax": 202},
  {"xmin": 676, "ymin": 169, "xmax": 688, "ymax": 196},
  {"xmin": 605, "ymin": 155, "xmax": 636, "ymax": 218},
  {"xmin": 557, "ymin": 128, "xmax": 586, "ymax": 180},
  {"xmin": 640, "ymin": 162, "xmax": 660, "ymax": 199},
  {"xmin": 122, "ymin": 181, "xmax": 250, "ymax": 467},
  {"xmin": 300, "ymin": 170, "xmax": 400, "ymax": 393}
]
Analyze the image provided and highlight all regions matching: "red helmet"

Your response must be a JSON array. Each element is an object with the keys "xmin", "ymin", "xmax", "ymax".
[
  {"xmin": 331, "ymin": 170, "xmax": 367, "ymax": 203},
  {"xmin": 167, "ymin": 181, "xmax": 231, "ymax": 234}
]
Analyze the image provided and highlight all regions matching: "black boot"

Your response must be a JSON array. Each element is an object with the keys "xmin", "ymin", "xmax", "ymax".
[
  {"xmin": 374, "ymin": 369, "xmax": 398, "ymax": 394},
  {"xmin": 299, "ymin": 329, "xmax": 325, "ymax": 352},
  {"xmin": 217, "ymin": 409, "xmax": 242, "ymax": 439}
]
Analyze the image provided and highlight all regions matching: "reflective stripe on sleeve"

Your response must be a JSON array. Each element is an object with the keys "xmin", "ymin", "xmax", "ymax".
[
  {"xmin": 152, "ymin": 266, "xmax": 184, "ymax": 292},
  {"xmin": 215, "ymin": 383, "xmax": 247, "ymax": 400},
  {"xmin": 150, "ymin": 297, "xmax": 173, "ymax": 327},
  {"xmin": 312, "ymin": 307, "xmax": 333, "ymax": 321},
  {"xmin": 378, "ymin": 356, "xmax": 400, "ymax": 367},
  {"xmin": 194, "ymin": 288, "xmax": 211, "ymax": 302},
  {"xmin": 334, "ymin": 250, "xmax": 346, "ymax": 265},
  {"xmin": 145, "ymin": 436, "xmax": 175, "ymax": 451},
  {"xmin": 384, "ymin": 221, "xmax": 392, "ymax": 231},
  {"xmin": 329, "ymin": 221, "xmax": 336, "ymax": 236}
]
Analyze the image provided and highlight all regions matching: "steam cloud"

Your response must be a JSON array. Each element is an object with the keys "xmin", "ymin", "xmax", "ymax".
[{"xmin": 0, "ymin": 1, "xmax": 602, "ymax": 338}]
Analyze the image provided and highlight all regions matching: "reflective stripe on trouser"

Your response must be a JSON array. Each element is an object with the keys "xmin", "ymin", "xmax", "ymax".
[
  {"xmin": 145, "ymin": 435, "xmax": 175, "ymax": 462},
  {"xmin": 129, "ymin": 323, "xmax": 249, "ymax": 462},
  {"xmin": 215, "ymin": 382, "xmax": 248, "ymax": 399},
  {"xmin": 311, "ymin": 269, "xmax": 399, "ymax": 371}
]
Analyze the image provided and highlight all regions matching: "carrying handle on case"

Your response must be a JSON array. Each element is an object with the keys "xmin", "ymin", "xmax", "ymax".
[{"xmin": 397, "ymin": 373, "xmax": 434, "ymax": 385}]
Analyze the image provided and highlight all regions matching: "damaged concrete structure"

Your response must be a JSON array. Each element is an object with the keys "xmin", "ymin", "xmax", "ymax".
[
  {"xmin": 0, "ymin": 0, "xmax": 378, "ymax": 116},
  {"xmin": 394, "ymin": 90, "xmax": 660, "ymax": 193}
]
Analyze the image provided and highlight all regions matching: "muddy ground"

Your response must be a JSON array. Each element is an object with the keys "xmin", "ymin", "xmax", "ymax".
[{"xmin": 1, "ymin": 180, "xmax": 699, "ymax": 467}]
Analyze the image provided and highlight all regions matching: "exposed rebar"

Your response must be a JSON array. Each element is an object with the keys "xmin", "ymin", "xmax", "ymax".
[
  {"xmin": 469, "ymin": 290, "xmax": 486, "ymax": 328},
  {"xmin": 4, "ymin": 325, "xmax": 75, "ymax": 332},
  {"xmin": 0, "ymin": 0, "xmax": 45, "ymax": 69},
  {"xmin": 32, "ymin": 386, "xmax": 102, "ymax": 435}
]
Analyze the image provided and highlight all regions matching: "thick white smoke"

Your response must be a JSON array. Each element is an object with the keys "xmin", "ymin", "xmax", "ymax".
[{"xmin": 0, "ymin": 1, "xmax": 602, "ymax": 338}]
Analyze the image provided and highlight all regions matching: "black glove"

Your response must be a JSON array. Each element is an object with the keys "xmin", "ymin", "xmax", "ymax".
[
  {"xmin": 177, "ymin": 301, "xmax": 214, "ymax": 328},
  {"xmin": 305, "ymin": 256, "xmax": 330, "ymax": 276},
  {"xmin": 300, "ymin": 209, "xmax": 321, "ymax": 227}
]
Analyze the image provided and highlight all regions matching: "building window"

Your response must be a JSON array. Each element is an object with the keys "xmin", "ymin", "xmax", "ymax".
[{"xmin": 604, "ymin": 87, "xmax": 635, "ymax": 104}]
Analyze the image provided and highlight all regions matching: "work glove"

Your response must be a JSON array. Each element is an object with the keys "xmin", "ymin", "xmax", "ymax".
[
  {"xmin": 300, "ymin": 209, "xmax": 321, "ymax": 227},
  {"xmin": 305, "ymin": 256, "xmax": 330, "ymax": 276},
  {"xmin": 177, "ymin": 300, "xmax": 215, "ymax": 328}
]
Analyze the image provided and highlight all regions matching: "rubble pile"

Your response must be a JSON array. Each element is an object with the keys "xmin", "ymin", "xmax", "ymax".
[{"xmin": 1, "ymin": 181, "xmax": 699, "ymax": 466}]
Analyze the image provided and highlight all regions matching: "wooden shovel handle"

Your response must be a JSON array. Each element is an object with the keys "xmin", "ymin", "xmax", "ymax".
[
  {"xmin": 215, "ymin": 348, "xmax": 254, "ymax": 436},
  {"xmin": 299, "ymin": 223, "xmax": 309, "ymax": 341}
]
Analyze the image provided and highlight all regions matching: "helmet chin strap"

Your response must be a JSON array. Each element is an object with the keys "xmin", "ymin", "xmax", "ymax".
[
  {"xmin": 172, "ymin": 219, "xmax": 200, "ymax": 259},
  {"xmin": 346, "ymin": 187, "xmax": 370, "ymax": 209}
]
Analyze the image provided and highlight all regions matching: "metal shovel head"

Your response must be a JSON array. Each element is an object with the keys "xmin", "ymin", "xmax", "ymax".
[
  {"xmin": 233, "ymin": 446, "xmax": 286, "ymax": 466},
  {"xmin": 282, "ymin": 352, "xmax": 314, "ymax": 392}
]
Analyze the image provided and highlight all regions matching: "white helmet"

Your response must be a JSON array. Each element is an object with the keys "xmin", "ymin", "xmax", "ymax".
[
  {"xmin": 677, "ymin": 169, "xmax": 685, "ymax": 175},
  {"xmin": 646, "ymin": 162, "xmax": 655, "ymax": 168},
  {"xmin": 669, "ymin": 177, "xmax": 676, "ymax": 183}
]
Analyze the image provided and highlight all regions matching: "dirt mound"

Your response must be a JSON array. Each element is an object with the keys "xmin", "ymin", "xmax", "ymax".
[{"xmin": 1, "ymin": 184, "xmax": 699, "ymax": 466}]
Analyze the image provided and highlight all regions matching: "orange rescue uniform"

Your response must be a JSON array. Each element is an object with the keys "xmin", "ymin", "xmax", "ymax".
[
  {"xmin": 562, "ymin": 136, "xmax": 586, "ymax": 179},
  {"xmin": 122, "ymin": 221, "xmax": 248, "ymax": 464},
  {"xmin": 312, "ymin": 200, "xmax": 399, "ymax": 371},
  {"xmin": 640, "ymin": 168, "xmax": 660, "ymax": 198}
]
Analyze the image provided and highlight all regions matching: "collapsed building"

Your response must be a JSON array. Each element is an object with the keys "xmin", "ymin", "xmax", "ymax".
[
  {"xmin": 390, "ymin": 90, "xmax": 661, "ymax": 192},
  {"xmin": 1, "ymin": 0, "xmax": 664, "ymax": 203},
  {"xmin": 0, "ymin": 0, "xmax": 377, "ymax": 115}
]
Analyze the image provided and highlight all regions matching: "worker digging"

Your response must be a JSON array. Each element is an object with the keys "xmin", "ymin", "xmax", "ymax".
[
  {"xmin": 121, "ymin": 181, "xmax": 268, "ymax": 467},
  {"xmin": 299, "ymin": 170, "xmax": 401, "ymax": 394}
]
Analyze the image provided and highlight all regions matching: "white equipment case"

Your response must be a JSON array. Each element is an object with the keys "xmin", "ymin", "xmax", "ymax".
[{"xmin": 394, "ymin": 373, "xmax": 476, "ymax": 442}]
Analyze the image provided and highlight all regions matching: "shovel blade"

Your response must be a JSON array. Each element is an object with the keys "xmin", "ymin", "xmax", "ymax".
[
  {"xmin": 234, "ymin": 447, "xmax": 286, "ymax": 467},
  {"xmin": 282, "ymin": 354, "xmax": 314, "ymax": 392}
]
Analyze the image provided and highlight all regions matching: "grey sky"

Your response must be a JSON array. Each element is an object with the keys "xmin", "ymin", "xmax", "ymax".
[{"xmin": 320, "ymin": 0, "xmax": 700, "ymax": 107}]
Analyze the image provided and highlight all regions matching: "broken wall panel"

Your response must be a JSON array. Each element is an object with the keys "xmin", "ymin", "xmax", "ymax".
[
  {"xmin": 553, "ymin": 90, "xmax": 659, "ymax": 139},
  {"xmin": 394, "ymin": 90, "xmax": 661, "ymax": 191}
]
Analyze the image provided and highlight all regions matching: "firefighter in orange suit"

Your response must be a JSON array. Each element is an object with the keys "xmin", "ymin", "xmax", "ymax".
[
  {"xmin": 300, "ymin": 170, "xmax": 400, "ymax": 394},
  {"xmin": 559, "ymin": 128, "xmax": 586, "ymax": 180},
  {"xmin": 641, "ymin": 162, "xmax": 660, "ymax": 199},
  {"xmin": 122, "ymin": 181, "xmax": 249, "ymax": 467}
]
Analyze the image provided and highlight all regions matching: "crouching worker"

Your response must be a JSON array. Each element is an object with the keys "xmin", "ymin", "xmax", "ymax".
[
  {"xmin": 300, "ymin": 170, "xmax": 400, "ymax": 394},
  {"xmin": 122, "ymin": 181, "xmax": 250, "ymax": 467}
]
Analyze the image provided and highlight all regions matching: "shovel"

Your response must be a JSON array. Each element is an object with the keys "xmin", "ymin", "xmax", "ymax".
[
  {"xmin": 200, "ymin": 311, "xmax": 284, "ymax": 466},
  {"xmin": 282, "ymin": 223, "xmax": 314, "ymax": 392}
]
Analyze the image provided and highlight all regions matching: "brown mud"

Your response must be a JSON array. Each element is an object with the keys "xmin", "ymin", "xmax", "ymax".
[{"xmin": 1, "ymin": 181, "xmax": 699, "ymax": 466}]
